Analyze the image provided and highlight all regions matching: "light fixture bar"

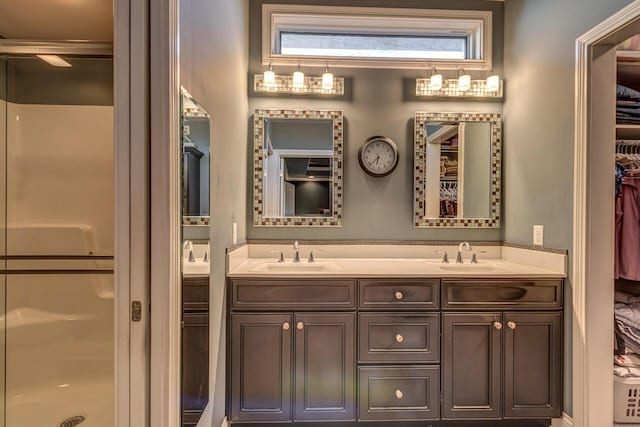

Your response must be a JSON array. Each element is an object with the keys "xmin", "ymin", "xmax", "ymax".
[
  {"xmin": 254, "ymin": 74, "xmax": 345, "ymax": 95},
  {"xmin": 416, "ymin": 77, "xmax": 503, "ymax": 98},
  {"xmin": 36, "ymin": 55, "xmax": 72, "ymax": 67}
]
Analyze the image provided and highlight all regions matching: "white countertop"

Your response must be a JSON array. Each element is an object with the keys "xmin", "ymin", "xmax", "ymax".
[{"xmin": 228, "ymin": 256, "xmax": 566, "ymax": 279}]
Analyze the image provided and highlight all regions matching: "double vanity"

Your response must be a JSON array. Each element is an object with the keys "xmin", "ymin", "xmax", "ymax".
[{"xmin": 226, "ymin": 243, "xmax": 566, "ymax": 426}]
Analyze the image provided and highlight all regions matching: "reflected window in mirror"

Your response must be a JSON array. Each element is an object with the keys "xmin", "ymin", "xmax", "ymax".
[
  {"xmin": 414, "ymin": 112, "xmax": 501, "ymax": 228},
  {"xmin": 181, "ymin": 87, "xmax": 211, "ymax": 226},
  {"xmin": 254, "ymin": 110, "xmax": 343, "ymax": 227}
]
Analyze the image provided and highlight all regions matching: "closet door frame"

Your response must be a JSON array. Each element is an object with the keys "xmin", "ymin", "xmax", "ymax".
[{"xmin": 574, "ymin": 3, "xmax": 640, "ymax": 427}]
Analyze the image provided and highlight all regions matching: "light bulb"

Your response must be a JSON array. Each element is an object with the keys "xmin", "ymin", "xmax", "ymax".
[
  {"xmin": 458, "ymin": 73, "xmax": 471, "ymax": 92},
  {"xmin": 322, "ymin": 71, "xmax": 334, "ymax": 91},
  {"xmin": 293, "ymin": 70, "xmax": 305, "ymax": 90},
  {"xmin": 486, "ymin": 75, "xmax": 500, "ymax": 92},
  {"xmin": 429, "ymin": 73, "xmax": 443, "ymax": 91},
  {"xmin": 263, "ymin": 68, "xmax": 276, "ymax": 89}
]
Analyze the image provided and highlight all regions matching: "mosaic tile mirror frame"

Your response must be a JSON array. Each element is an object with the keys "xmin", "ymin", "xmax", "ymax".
[
  {"xmin": 414, "ymin": 112, "xmax": 502, "ymax": 228},
  {"xmin": 253, "ymin": 109, "xmax": 344, "ymax": 227}
]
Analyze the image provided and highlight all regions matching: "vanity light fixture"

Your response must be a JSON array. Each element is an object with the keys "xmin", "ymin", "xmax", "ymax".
[
  {"xmin": 322, "ymin": 66, "xmax": 334, "ymax": 91},
  {"xmin": 37, "ymin": 55, "xmax": 72, "ymax": 68},
  {"xmin": 429, "ymin": 68, "xmax": 443, "ymax": 91},
  {"xmin": 486, "ymin": 74, "xmax": 501, "ymax": 93},
  {"xmin": 292, "ymin": 66, "xmax": 305, "ymax": 90},
  {"xmin": 263, "ymin": 63, "xmax": 276, "ymax": 89},
  {"xmin": 458, "ymin": 69, "xmax": 471, "ymax": 92}
]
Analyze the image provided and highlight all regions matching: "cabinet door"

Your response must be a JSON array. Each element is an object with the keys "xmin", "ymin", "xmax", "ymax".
[
  {"xmin": 230, "ymin": 314, "xmax": 292, "ymax": 422},
  {"xmin": 504, "ymin": 312, "xmax": 562, "ymax": 418},
  {"xmin": 182, "ymin": 312, "xmax": 209, "ymax": 426},
  {"xmin": 294, "ymin": 313, "xmax": 356, "ymax": 421},
  {"xmin": 443, "ymin": 313, "xmax": 502, "ymax": 420}
]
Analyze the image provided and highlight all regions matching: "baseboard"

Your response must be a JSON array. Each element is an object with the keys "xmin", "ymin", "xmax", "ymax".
[{"xmin": 563, "ymin": 413, "xmax": 574, "ymax": 427}]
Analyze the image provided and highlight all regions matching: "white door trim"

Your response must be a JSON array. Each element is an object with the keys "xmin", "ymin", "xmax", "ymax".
[
  {"xmin": 574, "ymin": 2, "xmax": 640, "ymax": 426},
  {"xmin": 149, "ymin": 0, "xmax": 182, "ymax": 425},
  {"xmin": 115, "ymin": 0, "xmax": 151, "ymax": 425}
]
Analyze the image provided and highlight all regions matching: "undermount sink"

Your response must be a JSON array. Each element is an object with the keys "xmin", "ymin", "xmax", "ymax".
[
  {"xmin": 249, "ymin": 262, "xmax": 342, "ymax": 273},
  {"xmin": 439, "ymin": 264, "xmax": 507, "ymax": 273},
  {"xmin": 183, "ymin": 259, "xmax": 210, "ymax": 276}
]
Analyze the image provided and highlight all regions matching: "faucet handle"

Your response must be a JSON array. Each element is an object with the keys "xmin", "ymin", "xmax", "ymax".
[
  {"xmin": 308, "ymin": 250, "xmax": 324, "ymax": 263},
  {"xmin": 188, "ymin": 250, "xmax": 195, "ymax": 263},
  {"xmin": 203, "ymin": 250, "xmax": 209, "ymax": 263},
  {"xmin": 271, "ymin": 250, "xmax": 285, "ymax": 263},
  {"xmin": 470, "ymin": 250, "xmax": 488, "ymax": 264},
  {"xmin": 435, "ymin": 250, "xmax": 449, "ymax": 264},
  {"xmin": 293, "ymin": 240, "xmax": 300, "ymax": 250}
]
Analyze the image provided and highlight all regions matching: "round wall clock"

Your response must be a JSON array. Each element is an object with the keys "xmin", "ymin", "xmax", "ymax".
[{"xmin": 358, "ymin": 136, "xmax": 399, "ymax": 177}]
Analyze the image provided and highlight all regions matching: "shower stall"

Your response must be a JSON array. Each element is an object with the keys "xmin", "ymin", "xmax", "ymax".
[{"xmin": 0, "ymin": 42, "xmax": 114, "ymax": 427}]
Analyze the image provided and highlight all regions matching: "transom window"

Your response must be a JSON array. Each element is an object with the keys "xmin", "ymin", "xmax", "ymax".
[{"xmin": 262, "ymin": 5, "xmax": 493, "ymax": 70}]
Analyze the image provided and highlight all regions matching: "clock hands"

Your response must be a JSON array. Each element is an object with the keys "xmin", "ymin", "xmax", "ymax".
[{"xmin": 368, "ymin": 155, "xmax": 380, "ymax": 167}]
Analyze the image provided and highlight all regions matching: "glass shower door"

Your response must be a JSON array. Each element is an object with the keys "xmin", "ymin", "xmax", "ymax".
[{"xmin": 1, "ymin": 53, "xmax": 114, "ymax": 427}]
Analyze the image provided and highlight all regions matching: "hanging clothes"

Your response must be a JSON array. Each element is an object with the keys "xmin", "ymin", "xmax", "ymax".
[{"xmin": 616, "ymin": 175, "xmax": 640, "ymax": 281}]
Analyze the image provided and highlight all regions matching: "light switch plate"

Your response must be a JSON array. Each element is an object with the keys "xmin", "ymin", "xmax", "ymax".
[{"xmin": 533, "ymin": 225, "xmax": 544, "ymax": 246}]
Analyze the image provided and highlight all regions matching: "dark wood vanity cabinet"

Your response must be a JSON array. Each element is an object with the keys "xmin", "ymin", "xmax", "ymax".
[
  {"xmin": 227, "ymin": 278, "xmax": 563, "ymax": 425},
  {"xmin": 182, "ymin": 276, "xmax": 210, "ymax": 427},
  {"xmin": 442, "ymin": 280, "xmax": 563, "ymax": 421}
]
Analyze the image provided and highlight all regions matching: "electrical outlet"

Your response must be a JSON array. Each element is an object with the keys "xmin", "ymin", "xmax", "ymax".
[
  {"xmin": 533, "ymin": 225, "xmax": 544, "ymax": 246},
  {"xmin": 232, "ymin": 222, "xmax": 238, "ymax": 245}
]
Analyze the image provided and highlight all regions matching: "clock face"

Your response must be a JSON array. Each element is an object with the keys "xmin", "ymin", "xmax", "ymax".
[{"xmin": 358, "ymin": 136, "xmax": 399, "ymax": 177}]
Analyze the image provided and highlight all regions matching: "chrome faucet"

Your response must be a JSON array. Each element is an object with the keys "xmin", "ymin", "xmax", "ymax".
[
  {"xmin": 456, "ymin": 242, "xmax": 472, "ymax": 264},
  {"xmin": 183, "ymin": 240, "xmax": 195, "ymax": 262},
  {"xmin": 435, "ymin": 250, "xmax": 449, "ymax": 264},
  {"xmin": 293, "ymin": 241, "xmax": 300, "ymax": 263}
]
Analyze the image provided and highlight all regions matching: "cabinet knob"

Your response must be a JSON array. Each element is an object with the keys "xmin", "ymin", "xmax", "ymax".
[
  {"xmin": 395, "ymin": 389, "xmax": 404, "ymax": 399},
  {"xmin": 507, "ymin": 321, "xmax": 517, "ymax": 330},
  {"xmin": 493, "ymin": 321, "xmax": 503, "ymax": 330},
  {"xmin": 282, "ymin": 322, "xmax": 290, "ymax": 331},
  {"xmin": 394, "ymin": 291, "xmax": 404, "ymax": 300},
  {"xmin": 296, "ymin": 322, "xmax": 304, "ymax": 330},
  {"xmin": 395, "ymin": 334, "xmax": 404, "ymax": 343}
]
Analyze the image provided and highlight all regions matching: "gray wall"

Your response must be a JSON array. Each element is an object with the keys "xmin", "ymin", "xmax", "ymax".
[
  {"xmin": 295, "ymin": 181, "xmax": 330, "ymax": 215},
  {"xmin": 270, "ymin": 119, "xmax": 333, "ymax": 150},
  {"xmin": 180, "ymin": 1, "xmax": 249, "ymax": 426},
  {"xmin": 247, "ymin": 0, "xmax": 504, "ymax": 241},
  {"xmin": 462, "ymin": 122, "xmax": 491, "ymax": 218},
  {"xmin": 502, "ymin": 0, "xmax": 634, "ymax": 416}
]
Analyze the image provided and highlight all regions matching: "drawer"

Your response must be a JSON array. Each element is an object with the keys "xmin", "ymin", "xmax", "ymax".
[
  {"xmin": 359, "ymin": 280, "xmax": 439, "ymax": 310},
  {"xmin": 359, "ymin": 313, "xmax": 440, "ymax": 363},
  {"xmin": 442, "ymin": 279, "xmax": 563, "ymax": 310},
  {"xmin": 183, "ymin": 276, "xmax": 209, "ymax": 312},
  {"xmin": 358, "ymin": 366, "xmax": 440, "ymax": 421},
  {"xmin": 231, "ymin": 279, "xmax": 356, "ymax": 310}
]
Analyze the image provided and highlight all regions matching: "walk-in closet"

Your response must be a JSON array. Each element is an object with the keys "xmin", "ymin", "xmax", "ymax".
[{"xmin": 614, "ymin": 34, "xmax": 640, "ymax": 426}]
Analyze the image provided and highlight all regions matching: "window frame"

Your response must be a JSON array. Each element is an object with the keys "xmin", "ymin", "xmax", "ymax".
[{"xmin": 262, "ymin": 4, "xmax": 493, "ymax": 70}]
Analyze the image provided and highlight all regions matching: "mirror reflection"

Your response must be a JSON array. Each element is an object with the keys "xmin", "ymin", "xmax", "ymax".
[
  {"xmin": 414, "ymin": 112, "xmax": 501, "ymax": 228},
  {"xmin": 424, "ymin": 121, "xmax": 492, "ymax": 219},
  {"xmin": 181, "ymin": 87, "xmax": 210, "ymax": 221},
  {"xmin": 263, "ymin": 119, "xmax": 334, "ymax": 218}
]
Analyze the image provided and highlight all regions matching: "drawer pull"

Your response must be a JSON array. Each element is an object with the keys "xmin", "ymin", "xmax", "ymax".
[
  {"xmin": 282, "ymin": 322, "xmax": 290, "ymax": 331},
  {"xmin": 493, "ymin": 321, "xmax": 503, "ymax": 330},
  {"xmin": 395, "ymin": 334, "xmax": 404, "ymax": 343},
  {"xmin": 395, "ymin": 389, "xmax": 404, "ymax": 399},
  {"xmin": 394, "ymin": 291, "xmax": 404, "ymax": 300},
  {"xmin": 296, "ymin": 322, "xmax": 304, "ymax": 330},
  {"xmin": 507, "ymin": 321, "xmax": 517, "ymax": 330}
]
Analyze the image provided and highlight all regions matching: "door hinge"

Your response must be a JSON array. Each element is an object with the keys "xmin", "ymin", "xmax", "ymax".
[{"xmin": 132, "ymin": 301, "xmax": 142, "ymax": 322}]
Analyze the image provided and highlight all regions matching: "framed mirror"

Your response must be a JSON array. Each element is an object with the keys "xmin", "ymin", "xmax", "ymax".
[
  {"xmin": 414, "ymin": 112, "xmax": 501, "ymax": 228},
  {"xmin": 253, "ymin": 109, "xmax": 343, "ymax": 227},
  {"xmin": 181, "ymin": 87, "xmax": 210, "ymax": 226}
]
